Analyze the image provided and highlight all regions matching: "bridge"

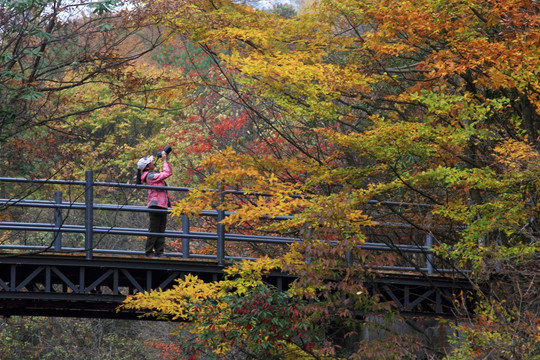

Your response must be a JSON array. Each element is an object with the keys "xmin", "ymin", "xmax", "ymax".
[{"xmin": 0, "ymin": 172, "xmax": 474, "ymax": 319}]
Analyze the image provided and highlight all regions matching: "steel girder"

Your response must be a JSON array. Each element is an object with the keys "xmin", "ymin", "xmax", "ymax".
[
  {"xmin": 0, "ymin": 255, "xmax": 472, "ymax": 319},
  {"xmin": 365, "ymin": 275, "xmax": 475, "ymax": 317},
  {"xmin": 0, "ymin": 254, "xmax": 294, "ymax": 319},
  {"xmin": 0, "ymin": 255, "xmax": 213, "ymax": 319}
]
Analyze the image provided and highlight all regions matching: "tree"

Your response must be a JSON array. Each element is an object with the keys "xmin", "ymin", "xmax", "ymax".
[
  {"xmin": 0, "ymin": 316, "xmax": 175, "ymax": 360},
  {"xmin": 121, "ymin": 258, "xmax": 324, "ymax": 359},
  {"xmin": 0, "ymin": 0, "xmax": 166, "ymax": 178},
  {"xmin": 74, "ymin": 0, "xmax": 540, "ymax": 357},
  {"xmin": 270, "ymin": 3, "xmax": 297, "ymax": 19}
]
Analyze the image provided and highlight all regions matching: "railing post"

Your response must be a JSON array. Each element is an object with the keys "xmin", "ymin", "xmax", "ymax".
[
  {"xmin": 85, "ymin": 170, "xmax": 94, "ymax": 260},
  {"xmin": 181, "ymin": 215, "xmax": 190, "ymax": 259},
  {"xmin": 304, "ymin": 223, "xmax": 312, "ymax": 264},
  {"xmin": 53, "ymin": 190, "xmax": 62, "ymax": 251},
  {"xmin": 216, "ymin": 183, "xmax": 225, "ymax": 266},
  {"xmin": 345, "ymin": 227, "xmax": 353, "ymax": 266},
  {"xmin": 426, "ymin": 232, "xmax": 434, "ymax": 274},
  {"xmin": 346, "ymin": 248, "xmax": 353, "ymax": 266}
]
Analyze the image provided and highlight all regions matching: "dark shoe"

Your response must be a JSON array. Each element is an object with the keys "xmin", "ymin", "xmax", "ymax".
[
  {"xmin": 145, "ymin": 252, "xmax": 154, "ymax": 257},
  {"xmin": 154, "ymin": 253, "xmax": 163, "ymax": 257}
]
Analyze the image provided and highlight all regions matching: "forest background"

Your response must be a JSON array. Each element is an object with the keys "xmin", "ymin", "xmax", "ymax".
[{"xmin": 0, "ymin": 0, "xmax": 538, "ymax": 359}]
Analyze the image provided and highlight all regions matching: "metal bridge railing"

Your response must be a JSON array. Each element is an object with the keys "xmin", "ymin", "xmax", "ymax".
[
  {"xmin": 0, "ymin": 171, "xmax": 306, "ymax": 266},
  {"xmin": 0, "ymin": 171, "xmax": 442, "ymax": 273}
]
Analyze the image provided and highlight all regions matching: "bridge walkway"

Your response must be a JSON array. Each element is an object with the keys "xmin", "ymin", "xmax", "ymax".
[{"xmin": 0, "ymin": 172, "xmax": 473, "ymax": 319}]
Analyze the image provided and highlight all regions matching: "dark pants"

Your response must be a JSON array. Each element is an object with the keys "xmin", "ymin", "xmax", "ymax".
[{"xmin": 146, "ymin": 207, "xmax": 167, "ymax": 256}]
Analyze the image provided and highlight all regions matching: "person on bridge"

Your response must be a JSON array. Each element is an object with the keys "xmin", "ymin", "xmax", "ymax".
[{"xmin": 136, "ymin": 152, "xmax": 173, "ymax": 257}]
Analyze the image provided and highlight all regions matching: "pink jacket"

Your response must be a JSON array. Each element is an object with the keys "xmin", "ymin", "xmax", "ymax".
[{"xmin": 141, "ymin": 162, "xmax": 173, "ymax": 208}]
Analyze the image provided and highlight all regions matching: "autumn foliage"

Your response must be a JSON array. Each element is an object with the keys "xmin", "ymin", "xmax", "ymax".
[
  {"xmin": 121, "ymin": 0, "xmax": 540, "ymax": 358},
  {"xmin": 2, "ymin": 0, "xmax": 539, "ymax": 358},
  {"xmin": 122, "ymin": 258, "xmax": 321, "ymax": 359}
]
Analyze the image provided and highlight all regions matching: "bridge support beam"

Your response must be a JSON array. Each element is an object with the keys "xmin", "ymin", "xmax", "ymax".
[{"xmin": 0, "ymin": 255, "xmax": 472, "ymax": 320}]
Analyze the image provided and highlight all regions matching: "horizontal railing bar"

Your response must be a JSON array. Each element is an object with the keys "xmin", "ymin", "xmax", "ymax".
[
  {"xmin": 0, "ymin": 199, "xmax": 215, "ymax": 215},
  {"xmin": 0, "ymin": 223, "xmax": 298, "ymax": 243},
  {"xmin": 0, "ymin": 178, "xmax": 434, "ymax": 208},
  {"xmin": 0, "ymin": 223, "xmax": 432, "ymax": 253},
  {"xmin": 0, "ymin": 177, "xmax": 294, "ymax": 199},
  {"xmin": 0, "ymin": 199, "xmax": 445, "ymax": 230},
  {"xmin": 0, "ymin": 223, "xmax": 216, "ymax": 239},
  {"xmin": 0, "ymin": 178, "xmax": 86, "ymax": 186},
  {"xmin": 94, "ymin": 182, "xmax": 193, "ymax": 192},
  {"xmin": 0, "ymin": 200, "xmax": 169, "ymax": 213},
  {"xmin": 0, "ymin": 178, "xmax": 193, "ymax": 192}
]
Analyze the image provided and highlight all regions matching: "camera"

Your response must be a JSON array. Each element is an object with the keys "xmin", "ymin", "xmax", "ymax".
[{"xmin": 156, "ymin": 145, "xmax": 172, "ymax": 159}]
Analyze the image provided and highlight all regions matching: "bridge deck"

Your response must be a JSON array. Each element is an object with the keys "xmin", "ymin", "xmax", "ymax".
[{"xmin": 0, "ymin": 252, "xmax": 473, "ymax": 319}]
